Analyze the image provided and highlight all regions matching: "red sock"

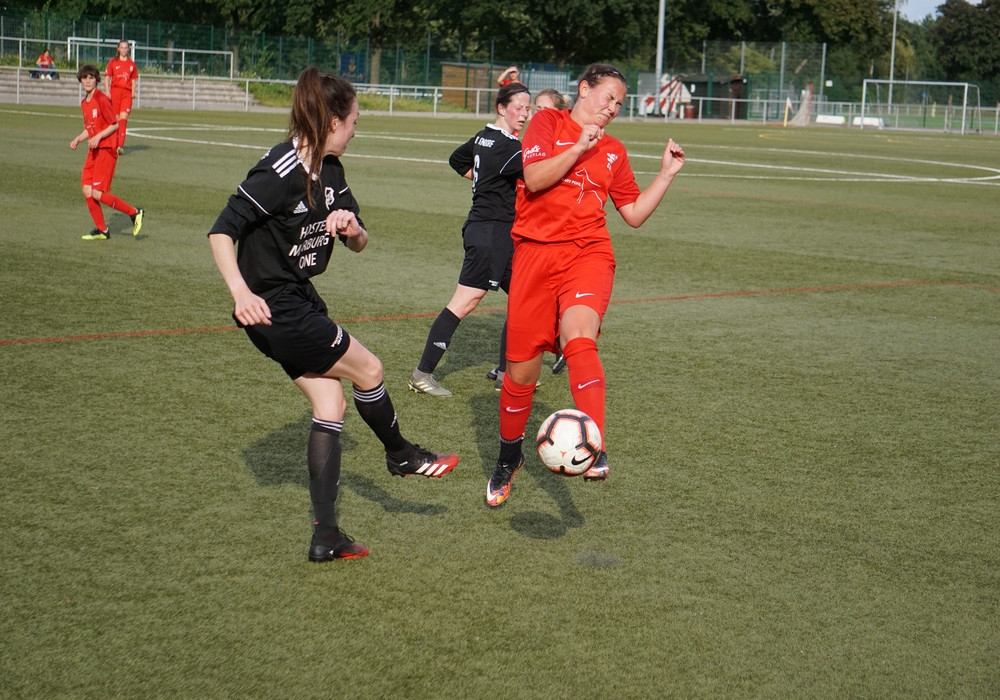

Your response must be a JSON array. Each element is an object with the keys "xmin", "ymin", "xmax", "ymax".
[
  {"xmin": 85, "ymin": 197, "xmax": 107, "ymax": 231},
  {"xmin": 499, "ymin": 374, "xmax": 536, "ymax": 441},
  {"xmin": 95, "ymin": 191, "xmax": 136, "ymax": 217},
  {"xmin": 118, "ymin": 119, "xmax": 127, "ymax": 148},
  {"xmin": 563, "ymin": 337, "xmax": 606, "ymax": 440}
]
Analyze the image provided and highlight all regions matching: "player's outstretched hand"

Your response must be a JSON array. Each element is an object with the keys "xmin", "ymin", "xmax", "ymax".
[{"xmin": 661, "ymin": 138, "xmax": 685, "ymax": 177}]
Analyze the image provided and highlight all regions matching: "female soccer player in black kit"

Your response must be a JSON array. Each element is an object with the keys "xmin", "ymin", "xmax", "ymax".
[
  {"xmin": 209, "ymin": 67, "xmax": 459, "ymax": 562},
  {"xmin": 408, "ymin": 82, "xmax": 531, "ymax": 396}
]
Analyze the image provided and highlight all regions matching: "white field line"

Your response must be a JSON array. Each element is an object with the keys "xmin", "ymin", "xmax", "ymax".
[
  {"xmin": 11, "ymin": 107, "xmax": 994, "ymax": 183},
  {"xmin": 115, "ymin": 122, "xmax": 1000, "ymax": 186}
]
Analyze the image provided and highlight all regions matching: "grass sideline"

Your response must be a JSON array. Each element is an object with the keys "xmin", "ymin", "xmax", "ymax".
[{"xmin": 1, "ymin": 104, "xmax": 999, "ymax": 697}]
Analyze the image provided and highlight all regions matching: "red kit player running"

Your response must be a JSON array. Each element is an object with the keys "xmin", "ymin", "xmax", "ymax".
[
  {"xmin": 70, "ymin": 64, "xmax": 143, "ymax": 241},
  {"xmin": 104, "ymin": 40, "xmax": 137, "ymax": 155}
]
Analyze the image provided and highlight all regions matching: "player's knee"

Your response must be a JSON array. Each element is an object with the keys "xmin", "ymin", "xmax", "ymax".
[
  {"xmin": 359, "ymin": 354, "xmax": 384, "ymax": 385},
  {"xmin": 312, "ymin": 394, "xmax": 347, "ymax": 422},
  {"xmin": 507, "ymin": 360, "xmax": 541, "ymax": 387}
]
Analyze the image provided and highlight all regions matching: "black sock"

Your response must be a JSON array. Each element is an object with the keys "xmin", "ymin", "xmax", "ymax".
[
  {"xmin": 308, "ymin": 418, "xmax": 343, "ymax": 534},
  {"xmin": 353, "ymin": 382, "xmax": 409, "ymax": 454},
  {"xmin": 499, "ymin": 436, "xmax": 524, "ymax": 464},
  {"xmin": 417, "ymin": 307, "xmax": 461, "ymax": 373},
  {"xmin": 497, "ymin": 319, "xmax": 508, "ymax": 372}
]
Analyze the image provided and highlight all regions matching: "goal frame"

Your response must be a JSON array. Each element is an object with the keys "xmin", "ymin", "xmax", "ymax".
[
  {"xmin": 67, "ymin": 36, "xmax": 234, "ymax": 80},
  {"xmin": 860, "ymin": 79, "xmax": 983, "ymax": 135}
]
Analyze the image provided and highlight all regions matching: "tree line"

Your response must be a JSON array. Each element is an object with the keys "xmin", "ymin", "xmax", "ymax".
[{"xmin": 17, "ymin": 0, "xmax": 1000, "ymax": 99}]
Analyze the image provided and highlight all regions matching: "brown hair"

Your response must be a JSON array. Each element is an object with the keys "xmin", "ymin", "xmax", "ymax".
[
  {"xmin": 535, "ymin": 88, "xmax": 570, "ymax": 110},
  {"xmin": 577, "ymin": 63, "xmax": 628, "ymax": 97},
  {"xmin": 495, "ymin": 82, "xmax": 530, "ymax": 109},
  {"xmin": 287, "ymin": 66, "xmax": 357, "ymax": 206},
  {"xmin": 76, "ymin": 64, "xmax": 100, "ymax": 82}
]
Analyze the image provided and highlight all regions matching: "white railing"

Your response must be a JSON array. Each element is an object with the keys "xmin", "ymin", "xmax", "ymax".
[
  {"xmin": 67, "ymin": 36, "xmax": 234, "ymax": 80},
  {"xmin": 0, "ymin": 36, "xmax": 234, "ymax": 81},
  {"xmin": 2, "ymin": 63, "xmax": 998, "ymax": 134}
]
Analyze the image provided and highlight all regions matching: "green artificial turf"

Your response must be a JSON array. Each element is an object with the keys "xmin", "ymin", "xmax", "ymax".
[{"xmin": 1, "ymin": 104, "xmax": 998, "ymax": 697}]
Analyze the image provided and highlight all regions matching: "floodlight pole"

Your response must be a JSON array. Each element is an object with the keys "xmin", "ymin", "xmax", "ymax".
[
  {"xmin": 889, "ymin": 0, "xmax": 898, "ymax": 108},
  {"xmin": 654, "ymin": 0, "xmax": 665, "ymax": 116}
]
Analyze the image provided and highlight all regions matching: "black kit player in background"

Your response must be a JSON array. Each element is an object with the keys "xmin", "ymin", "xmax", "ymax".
[
  {"xmin": 408, "ymin": 82, "xmax": 531, "ymax": 396},
  {"xmin": 208, "ymin": 67, "xmax": 460, "ymax": 562}
]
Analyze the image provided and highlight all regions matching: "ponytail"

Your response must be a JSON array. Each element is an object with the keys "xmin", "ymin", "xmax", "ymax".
[{"xmin": 288, "ymin": 67, "xmax": 357, "ymax": 206}]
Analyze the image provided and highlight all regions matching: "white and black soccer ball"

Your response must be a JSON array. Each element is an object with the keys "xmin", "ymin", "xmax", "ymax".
[{"xmin": 536, "ymin": 409, "xmax": 602, "ymax": 476}]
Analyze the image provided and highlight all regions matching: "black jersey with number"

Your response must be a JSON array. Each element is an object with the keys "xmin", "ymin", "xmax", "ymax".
[
  {"xmin": 448, "ymin": 123, "xmax": 522, "ymax": 223},
  {"xmin": 210, "ymin": 141, "xmax": 364, "ymax": 299}
]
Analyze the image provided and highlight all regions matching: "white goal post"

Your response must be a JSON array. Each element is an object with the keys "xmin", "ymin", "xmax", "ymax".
[
  {"xmin": 67, "ymin": 36, "xmax": 135, "ymax": 67},
  {"xmin": 67, "ymin": 36, "xmax": 234, "ymax": 79},
  {"xmin": 860, "ymin": 79, "xmax": 983, "ymax": 134}
]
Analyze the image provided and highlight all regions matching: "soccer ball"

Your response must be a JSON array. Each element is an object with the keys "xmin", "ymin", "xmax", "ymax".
[{"xmin": 536, "ymin": 409, "xmax": 602, "ymax": 476}]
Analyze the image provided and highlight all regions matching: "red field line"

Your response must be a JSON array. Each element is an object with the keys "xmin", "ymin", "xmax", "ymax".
[
  {"xmin": 1, "ymin": 279, "xmax": 991, "ymax": 347},
  {"xmin": 612, "ymin": 279, "xmax": 933, "ymax": 306},
  {"xmin": 0, "ymin": 325, "xmax": 239, "ymax": 346}
]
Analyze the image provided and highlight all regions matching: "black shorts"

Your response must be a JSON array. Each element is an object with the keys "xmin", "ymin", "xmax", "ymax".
[
  {"xmin": 242, "ymin": 283, "xmax": 351, "ymax": 380},
  {"xmin": 457, "ymin": 220, "xmax": 513, "ymax": 293}
]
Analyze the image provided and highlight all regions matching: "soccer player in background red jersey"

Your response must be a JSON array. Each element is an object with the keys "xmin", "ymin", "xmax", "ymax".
[
  {"xmin": 104, "ymin": 40, "xmax": 137, "ymax": 155},
  {"xmin": 71, "ymin": 64, "xmax": 143, "ymax": 240},
  {"xmin": 485, "ymin": 64, "xmax": 685, "ymax": 507}
]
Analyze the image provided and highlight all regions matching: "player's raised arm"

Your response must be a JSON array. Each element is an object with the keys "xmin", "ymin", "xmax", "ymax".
[{"xmin": 617, "ymin": 138, "xmax": 685, "ymax": 228}]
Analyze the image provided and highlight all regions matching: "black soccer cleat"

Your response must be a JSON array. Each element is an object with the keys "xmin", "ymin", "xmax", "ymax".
[
  {"xmin": 582, "ymin": 450, "xmax": 609, "ymax": 482},
  {"xmin": 486, "ymin": 453, "xmax": 524, "ymax": 508},
  {"xmin": 551, "ymin": 352, "xmax": 566, "ymax": 374},
  {"xmin": 308, "ymin": 530, "xmax": 369, "ymax": 562},
  {"xmin": 386, "ymin": 444, "xmax": 459, "ymax": 478}
]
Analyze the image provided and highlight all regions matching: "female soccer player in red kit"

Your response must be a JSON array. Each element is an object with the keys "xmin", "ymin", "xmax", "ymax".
[
  {"xmin": 104, "ymin": 40, "xmax": 137, "ymax": 155},
  {"xmin": 71, "ymin": 64, "xmax": 143, "ymax": 240},
  {"xmin": 486, "ymin": 64, "xmax": 685, "ymax": 507}
]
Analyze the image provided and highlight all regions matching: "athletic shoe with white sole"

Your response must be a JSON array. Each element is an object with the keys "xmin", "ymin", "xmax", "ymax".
[
  {"xmin": 408, "ymin": 370, "xmax": 452, "ymax": 397},
  {"xmin": 386, "ymin": 444, "xmax": 459, "ymax": 478},
  {"xmin": 582, "ymin": 450, "xmax": 609, "ymax": 482},
  {"xmin": 486, "ymin": 366, "xmax": 500, "ymax": 381},
  {"xmin": 485, "ymin": 454, "xmax": 524, "ymax": 507},
  {"xmin": 308, "ymin": 529, "xmax": 369, "ymax": 562}
]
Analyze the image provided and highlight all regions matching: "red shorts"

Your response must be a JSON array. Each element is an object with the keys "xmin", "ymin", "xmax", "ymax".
[
  {"xmin": 505, "ymin": 238, "xmax": 616, "ymax": 362},
  {"xmin": 81, "ymin": 148, "xmax": 118, "ymax": 191},
  {"xmin": 111, "ymin": 89, "xmax": 133, "ymax": 116}
]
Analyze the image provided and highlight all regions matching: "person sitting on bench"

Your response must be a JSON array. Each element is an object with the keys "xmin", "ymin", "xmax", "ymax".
[{"xmin": 32, "ymin": 49, "xmax": 59, "ymax": 80}]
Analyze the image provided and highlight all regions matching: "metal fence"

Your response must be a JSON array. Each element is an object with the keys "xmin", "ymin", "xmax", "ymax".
[
  {"xmin": 0, "ymin": 8, "xmax": 566, "ymax": 85},
  {"xmin": 4, "ymin": 62, "xmax": 998, "ymax": 136},
  {"xmin": 3, "ymin": 7, "xmax": 998, "ymax": 130}
]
